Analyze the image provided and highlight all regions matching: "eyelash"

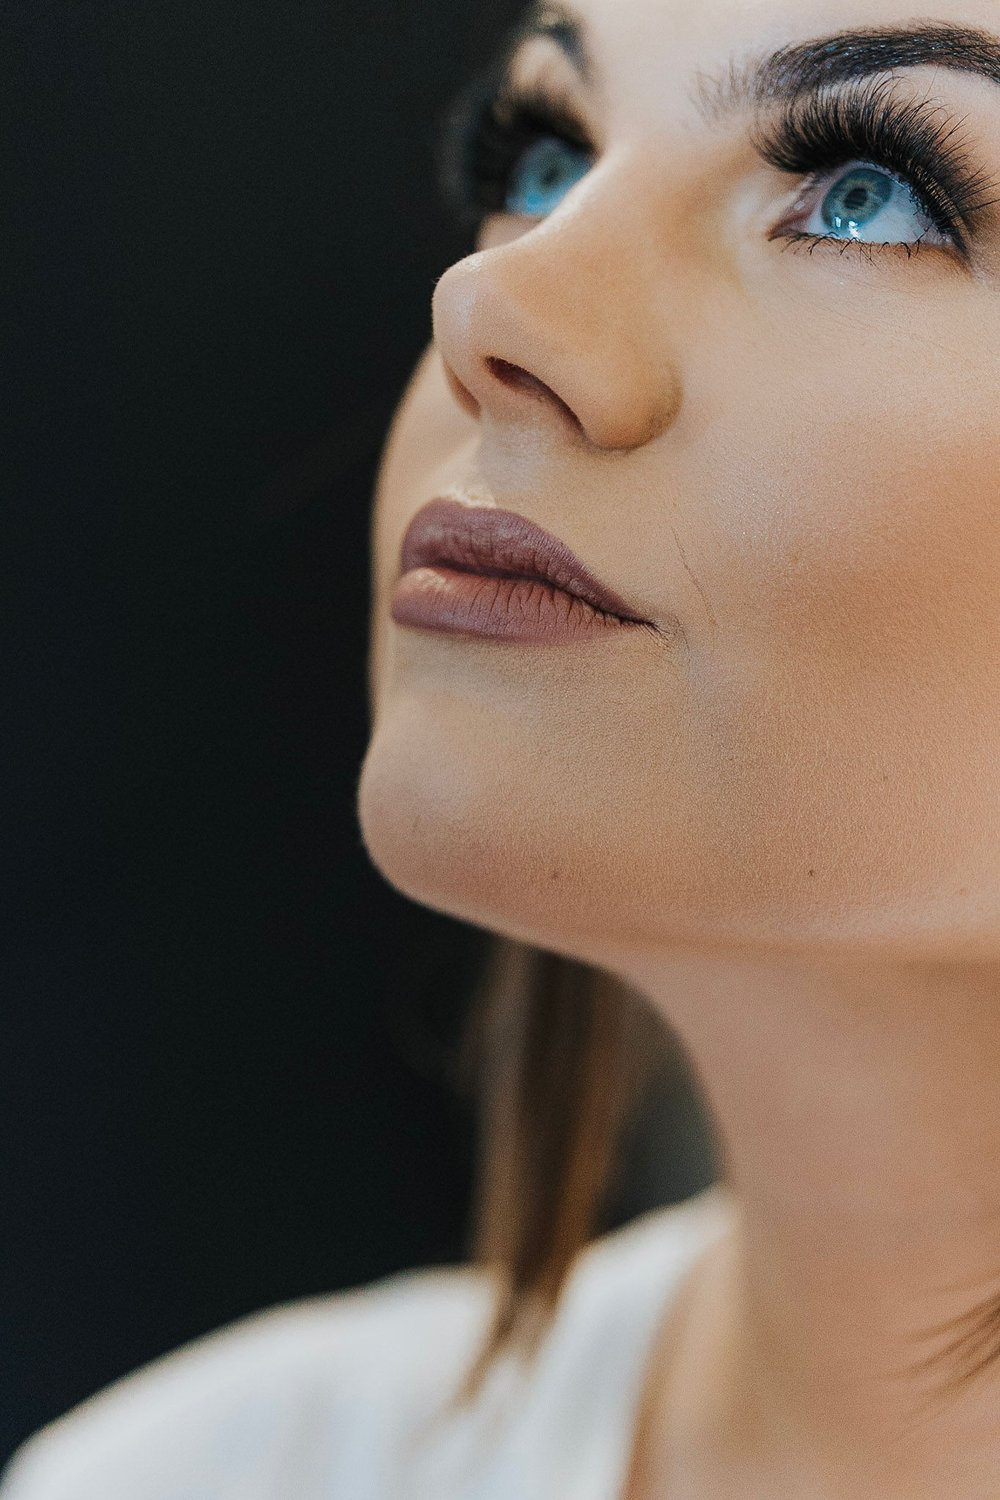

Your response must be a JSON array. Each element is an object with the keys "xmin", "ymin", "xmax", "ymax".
[
  {"xmin": 436, "ymin": 66, "xmax": 999, "ymax": 262},
  {"xmin": 755, "ymin": 74, "xmax": 997, "ymax": 260},
  {"xmin": 436, "ymin": 66, "xmax": 594, "ymax": 227}
]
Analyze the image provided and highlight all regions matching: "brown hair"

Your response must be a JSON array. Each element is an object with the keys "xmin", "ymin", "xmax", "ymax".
[{"xmin": 445, "ymin": 935, "xmax": 680, "ymax": 1409}]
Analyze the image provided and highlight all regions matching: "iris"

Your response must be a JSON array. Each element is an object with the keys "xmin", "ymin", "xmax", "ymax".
[
  {"xmin": 506, "ymin": 137, "xmax": 592, "ymax": 216},
  {"xmin": 819, "ymin": 166, "xmax": 914, "ymax": 239}
]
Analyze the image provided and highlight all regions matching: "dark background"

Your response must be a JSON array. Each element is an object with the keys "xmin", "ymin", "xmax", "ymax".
[{"xmin": 3, "ymin": 0, "xmax": 714, "ymax": 1463}]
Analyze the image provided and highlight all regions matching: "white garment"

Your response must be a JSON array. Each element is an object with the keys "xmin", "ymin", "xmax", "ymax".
[{"xmin": 1, "ymin": 1183, "xmax": 732, "ymax": 1500}]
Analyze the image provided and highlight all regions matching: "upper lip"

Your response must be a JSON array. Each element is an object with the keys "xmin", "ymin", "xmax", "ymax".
[{"xmin": 397, "ymin": 498, "xmax": 651, "ymax": 624}]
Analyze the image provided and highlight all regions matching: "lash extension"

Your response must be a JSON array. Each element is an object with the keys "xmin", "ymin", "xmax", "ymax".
[
  {"xmin": 752, "ymin": 73, "xmax": 1000, "ymax": 257},
  {"xmin": 436, "ymin": 60, "xmax": 1000, "ymax": 261},
  {"xmin": 436, "ymin": 63, "xmax": 594, "ymax": 231}
]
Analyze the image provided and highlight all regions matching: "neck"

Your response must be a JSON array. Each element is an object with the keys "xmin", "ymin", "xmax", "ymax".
[{"xmin": 612, "ymin": 948, "xmax": 1000, "ymax": 1499}]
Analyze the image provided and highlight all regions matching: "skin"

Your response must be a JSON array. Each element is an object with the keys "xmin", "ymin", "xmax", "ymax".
[{"xmin": 358, "ymin": 0, "xmax": 1000, "ymax": 1494}]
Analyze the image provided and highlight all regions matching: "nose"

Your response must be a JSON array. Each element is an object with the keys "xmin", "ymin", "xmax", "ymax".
[{"xmin": 431, "ymin": 157, "xmax": 683, "ymax": 453}]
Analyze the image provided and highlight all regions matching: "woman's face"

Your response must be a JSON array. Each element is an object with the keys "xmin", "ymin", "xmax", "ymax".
[{"xmin": 358, "ymin": 0, "xmax": 1000, "ymax": 968}]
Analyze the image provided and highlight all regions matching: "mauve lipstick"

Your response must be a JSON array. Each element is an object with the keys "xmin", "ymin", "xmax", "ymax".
[{"xmin": 390, "ymin": 498, "xmax": 655, "ymax": 645}]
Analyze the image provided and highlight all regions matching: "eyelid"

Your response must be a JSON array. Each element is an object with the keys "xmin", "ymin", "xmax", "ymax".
[
  {"xmin": 769, "ymin": 160, "xmax": 954, "ymax": 254},
  {"xmin": 747, "ymin": 76, "xmax": 1000, "ymax": 260},
  {"xmin": 503, "ymin": 27, "xmax": 606, "ymax": 137},
  {"xmin": 504, "ymin": 67, "xmax": 602, "ymax": 154},
  {"xmin": 439, "ymin": 59, "xmax": 1000, "ymax": 268}
]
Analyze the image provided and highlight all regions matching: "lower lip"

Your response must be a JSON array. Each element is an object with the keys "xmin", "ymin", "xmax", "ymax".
[{"xmin": 390, "ymin": 566, "xmax": 647, "ymax": 644}]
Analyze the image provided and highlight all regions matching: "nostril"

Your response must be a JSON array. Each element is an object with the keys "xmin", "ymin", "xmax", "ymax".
[
  {"xmin": 485, "ymin": 356, "xmax": 547, "ymax": 397},
  {"xmin": 484, "ymin": 357, "xmax": 583, "ymax": 432}
]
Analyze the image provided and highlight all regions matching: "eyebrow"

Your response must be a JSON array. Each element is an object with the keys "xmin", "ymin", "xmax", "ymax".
[{"xmin": 515, "ymin": 7, "xmax": 1000, "ymax": 112}]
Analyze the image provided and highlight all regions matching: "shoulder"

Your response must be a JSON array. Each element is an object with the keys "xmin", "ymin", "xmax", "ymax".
[
  {"xmin": 1, "ymin": 1186, "xmax": 733, "ymax": 1500},
  {"xmin": 0, "ymin": 1263, "xmax": 499, "ymax": 1500}
]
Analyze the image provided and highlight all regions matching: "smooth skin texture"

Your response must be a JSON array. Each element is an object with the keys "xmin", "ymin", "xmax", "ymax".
[{"xmin": 358, "ymin": 0, "xmax": 1000, "ymax": 1494}]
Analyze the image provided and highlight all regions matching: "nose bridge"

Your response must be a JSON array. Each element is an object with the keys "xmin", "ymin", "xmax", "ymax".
[{"xmin": 431, "ymin": 153, "xmax": 682, "ymax": 452}]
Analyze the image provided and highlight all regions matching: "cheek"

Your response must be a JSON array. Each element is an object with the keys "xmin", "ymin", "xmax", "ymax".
[
  {"xmin": 680, "ymin": 338, "xmax": 1000, "ymax": 949},
  {"xmin": 709, "ymin": 328, "xmax": 1000, "ymax": 674}
]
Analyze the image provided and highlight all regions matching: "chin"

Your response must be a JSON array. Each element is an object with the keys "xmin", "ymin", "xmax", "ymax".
[
  {"xmin": 356, "ymin": 713, "xmax": 485, "ymax": 922},
  {"xmin": 356, "ymin": 705, "xmax": 630, "ymax": 961}
]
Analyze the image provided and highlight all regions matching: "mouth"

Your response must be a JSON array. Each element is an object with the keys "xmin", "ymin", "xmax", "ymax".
[{"xmin": 395, "ymin": 498, "xmax": 654, "ymax": 628}]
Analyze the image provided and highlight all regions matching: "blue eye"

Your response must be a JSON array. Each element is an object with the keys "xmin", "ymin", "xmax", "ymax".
[
  {"xmin": 505, "ymin": 136, "xmax": 593, "ymax": 217},
  {"xmin": 804, "ymin": 162, "xmax": 943, "ymax": 244}
]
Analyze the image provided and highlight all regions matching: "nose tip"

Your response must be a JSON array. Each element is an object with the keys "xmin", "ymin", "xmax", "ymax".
[{"xmin": 431, "ymin": 233, "xmax": 682, "ymax": 453}]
